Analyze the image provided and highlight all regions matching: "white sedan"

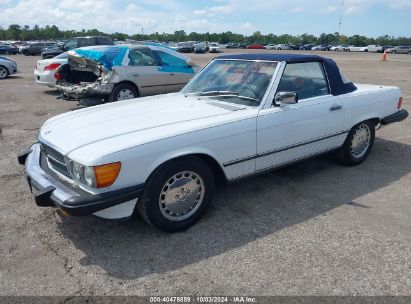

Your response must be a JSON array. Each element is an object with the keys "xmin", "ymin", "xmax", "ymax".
[
  {"xmin": 209, "ymin": 43, "xmax": 220, "ymax": 53},
  {"xmin": 34, "ymin": 52, "xmax": 68, "ymax": 87},
  {"xmin": 19, "ymin": 53, "xmax": 408, "ymax": 232}
]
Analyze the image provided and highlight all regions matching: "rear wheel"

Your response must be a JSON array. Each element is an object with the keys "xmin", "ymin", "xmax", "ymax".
[
  {"xmin": 0, "ymin": 66, "xmax": 9, "ymax": 79},
  {"xmin": 137, "ymin": 157, "xmax": 214, "ymax": 232},
  {"xmin": 392, "ymin": 50, "xmax": 396, "ymax": 54},
  {"xmin": 337, "ymin": 121, "xmax": 375, "ymax": 166},
  {"xmin": 109, "ymin": 83, "xmax": 138, "ymax": 102}
]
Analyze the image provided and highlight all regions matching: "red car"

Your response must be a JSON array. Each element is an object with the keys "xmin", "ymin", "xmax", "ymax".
[{"xmin": 246, "ymin": 44, "xmax": 266, "ymax": 49}]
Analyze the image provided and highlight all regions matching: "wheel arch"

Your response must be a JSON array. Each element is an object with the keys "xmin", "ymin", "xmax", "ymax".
[
  {"xmin": 113, "ymin": 80, "xmax": 140, "ymax": 97},
  {"xmin": 146, "ymin": 150, "xmax": 228, "ymax": 187},
  {"xmin": 349, "ymin": 115, "xmax": 381, "ymax": 130}
]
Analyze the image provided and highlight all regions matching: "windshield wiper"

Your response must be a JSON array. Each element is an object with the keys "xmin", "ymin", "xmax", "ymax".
[
  {"xmin": 185, "ymin": 90, "xmax": 239, "ymax": 97},
  {"xmin": 214, "ymin": 94, "xmax": 261, "ymax": 105}
]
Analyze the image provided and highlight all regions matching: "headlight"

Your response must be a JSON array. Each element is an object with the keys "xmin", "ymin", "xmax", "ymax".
[
  {"xmin": 84, "ymin": 166, "xmax": 96, "ymax": 188},
  {"xmin": 66, "ymin": 158, "xmax": 121, "ymax": 188}
]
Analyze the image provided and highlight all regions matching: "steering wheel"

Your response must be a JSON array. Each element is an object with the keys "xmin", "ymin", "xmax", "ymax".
[{"xmin": 240, "ymin": 84, "xmax": 259, "ymax": 99}]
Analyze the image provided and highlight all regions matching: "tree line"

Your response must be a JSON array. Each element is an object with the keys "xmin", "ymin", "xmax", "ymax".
[{"xmin": 1, "ymin": 24, "xmax": 411, "ymax": 46}]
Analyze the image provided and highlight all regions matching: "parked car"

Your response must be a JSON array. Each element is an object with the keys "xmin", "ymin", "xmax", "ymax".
[
  {"xmin": 330, "ymin": 44, "xmax": 349, "ymax": 51},
  {"xmin": 19, "ymin": 53, "xmax": 408, "ymax": 232},
  {"xmin": 34, "ymin": 52, "xmax": 68, "ymax": 87},
  {"xmin": 54, "ymin": 44, "xmax": 199, "ymax": 105},
  {"xmin": 22, "ymin": 42, "xmax": 55, "ymax": 55},
  {"xmin": 226, "ymin": 43, "xmax": 239, "ymax": 49},
  {"xmin": 346, "ymin": 45, "xmax": 367, "ymax": 52},
  {"xmin": 209, "ymin": 43, "xmax": 220, "ymax": 53},
  {"xmin": 275, "ymin": 44, "xmax": 291, "ymax": 50},
  {"xmin": 381, "ymin": 45, "xmax": 393, "ymax": 52},
  {"xmin": 299, "ymin": 44, "xmax": 315, "ymax": 50},
  {"xmin": 265, "ymin": 44, "xmax": 276, "ymax": 50},
  {"xmin": 194, "ymin": 43, "xmax": 207, "ymax": 53},
  {"xmin": 246, "ymin": 44, "xmax": 266, "ymax": 49},
  {"xmin": 311, "ymin": 44, "xmax": 328, "ymax": 51},
  {"xmin": 364, "ymin": 45, "xmax": 383, "ymax": 53},
  {"xmin": 0, "ymin": 44, "xmax": 18, "ymax": 55},
  {"xmin": 41, "ymin": 36, "xmax": 114, "ymax": 59},
  {"xmin": 177, "ymin": 42, "xmax": 194, "ymax": 53},
  {"xmin": 386, "ymin": 46, "xmax": 411, "ymax": 54},
  {"xmin": 169, "ymin": 43, "xmax": 181, "ymax": 52},
  {"xmin": 288, "ymin": 44, "xmax": 301, "ymax": 50},
  {"xmin": 0, "ymin": 56, "xmax": 18, "ymax": 79}
]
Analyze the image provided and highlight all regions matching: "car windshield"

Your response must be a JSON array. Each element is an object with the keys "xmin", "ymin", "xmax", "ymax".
[{"xmin": 183, "ymin": 59, "xmax": 277, "ymax": 106}]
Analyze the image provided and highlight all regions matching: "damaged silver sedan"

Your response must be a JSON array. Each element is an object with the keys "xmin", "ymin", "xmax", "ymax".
[{"xmin": 54, "ymin": 44, "xmax": 199, "ymax": 105}]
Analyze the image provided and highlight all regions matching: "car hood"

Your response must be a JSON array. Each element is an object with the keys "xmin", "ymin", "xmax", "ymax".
[{"xmin": 39, "ymin": 93, "xmax": 251, "ymax": 156}]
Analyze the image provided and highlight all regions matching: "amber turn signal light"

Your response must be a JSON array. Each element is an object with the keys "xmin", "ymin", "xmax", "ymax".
[{"xmin": 93, "ymin": 162, "xmax": 121, "ymax": 188}]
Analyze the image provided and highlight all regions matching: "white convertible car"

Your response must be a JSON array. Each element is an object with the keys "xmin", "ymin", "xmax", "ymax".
[{"xmin": 19, "ymin": 54, "xmax": 408, "ymax": 232}]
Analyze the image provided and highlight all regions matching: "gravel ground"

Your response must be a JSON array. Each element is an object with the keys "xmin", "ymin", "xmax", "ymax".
[{"xmin": 0, "ymin": 49, "xmax": 410, "ymax": 296}]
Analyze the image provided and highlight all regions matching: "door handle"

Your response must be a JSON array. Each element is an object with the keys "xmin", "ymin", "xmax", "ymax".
[
  {"xmin": 133, "ymin": 74, "xmax": 139, "ymax": 77},
  {"xmin": 329, "ymin": 105, "xmax": 342, "ymax": 111},
  {"xmin": 169, "ymin": 73, "xmax": 175, "ymax": 76}
]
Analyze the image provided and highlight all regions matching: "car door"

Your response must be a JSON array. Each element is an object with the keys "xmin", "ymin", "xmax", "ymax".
[
  {"xmin": 256, "ymin": 61, "xmax": 346, "ymax": 171},
  {"xmin": 154, "ymin": 50, "xmax": 196, "ymax": 93},
  {"xmin": 127, "ymin": 48, "xmax": 166, "ymax": 96}
]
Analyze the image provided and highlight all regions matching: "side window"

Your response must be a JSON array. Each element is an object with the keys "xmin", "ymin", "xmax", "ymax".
[
  {"xmin": 277, "ymin": 62, "xmax": 329, "ymax": 100},
  {"xmin": 78, "ymin": 38, "xmax": 94, "ymax": 47},
  {"xmin": 64, "ymin": 39, "xmax": 77, "ymax": 50},
  {"xmin": 156, "ymin": 51, "xmax": 187, "ymax": 67},
  {"xmin": 96, "ymin": 37, "xmax": 109, "ymax": 45},
  {"xmin": 128, "ymin": 49, "xmax": 157, "ymax": 66}
]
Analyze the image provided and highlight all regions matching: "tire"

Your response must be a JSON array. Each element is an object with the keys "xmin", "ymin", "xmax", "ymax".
[
  {"xmin": 392, "ymin": 50, "xmax": 396, "ymax": 54},
  {"xmin": 336, "ymin": 120, "xmax": 376, "ymax": 166},
  {"xmin": 0, "ymin": 65, "xmax": 9, "ymax": 79},
  {"xmin": 23, "ymin": 51, "xmax": 29, "ymax": 56},
  {"xmin": 137, "ymin": 157, "xmax": 215, "ymax": 232},
  {"xmin": 108, "ymin": 83, "xmax": 138, "ymax": 102}
]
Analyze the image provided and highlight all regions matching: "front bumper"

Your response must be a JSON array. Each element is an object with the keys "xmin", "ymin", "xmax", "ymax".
[
  {"xmin": 18, "ymin": 143, "xmax": 144, "ymax": 216},
  {"xmin": 381, "ymin": 109, "xmax": 409, "ymax": 125}
]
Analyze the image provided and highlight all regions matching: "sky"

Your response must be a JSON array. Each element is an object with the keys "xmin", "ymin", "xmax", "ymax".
[{"xmin": 0, "ymin": 0, "xmax": 410, "ymax": 37}]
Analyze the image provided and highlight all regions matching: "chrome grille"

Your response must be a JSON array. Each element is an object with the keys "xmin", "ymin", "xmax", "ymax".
[{"xmin": 40, "ymin": 143, "xmax": 71, "ymax": 178}]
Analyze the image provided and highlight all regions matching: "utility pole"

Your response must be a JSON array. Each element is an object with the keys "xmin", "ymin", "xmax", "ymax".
[{"xmin": 338, "ymin": 0, "xmax": 344, "ymax": 34}]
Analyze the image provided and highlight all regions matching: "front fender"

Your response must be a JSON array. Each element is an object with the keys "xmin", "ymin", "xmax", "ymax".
[{"xmin": 146, "ymin": 147, "xmax": 225, "ymax": 180}]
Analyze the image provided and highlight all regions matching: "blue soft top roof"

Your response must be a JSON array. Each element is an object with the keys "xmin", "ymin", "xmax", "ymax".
[{"xmin": 215, "ymin": 53, "xmax": 357, "ymax": 96}]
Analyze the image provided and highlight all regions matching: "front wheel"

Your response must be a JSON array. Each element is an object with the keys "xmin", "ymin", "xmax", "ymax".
[
  {"xmin": 109, "ymin": 83, "xmax": 138, "ymax": 102},
  {"xmin": 0, "ymin": 66, "xmax": 9, "ymax": 79},
  {"xmin": 137, "ymin": 157, "xmax": 215, "ymax": 232},
  {"xmin": 337, "ymin": 121, "xmax": 375, "ymax": 166}
]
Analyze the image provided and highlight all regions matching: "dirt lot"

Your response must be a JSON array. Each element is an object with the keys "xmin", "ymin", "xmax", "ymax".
[{"xmin": 0, "ymin": 50, "xmax": 410, "ymax": 296}]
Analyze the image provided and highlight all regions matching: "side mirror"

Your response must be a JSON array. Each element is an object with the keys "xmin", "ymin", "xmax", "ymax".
[{"xmin": 274, "ymin": 91, "xmax": 298, "ymax": 106}]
